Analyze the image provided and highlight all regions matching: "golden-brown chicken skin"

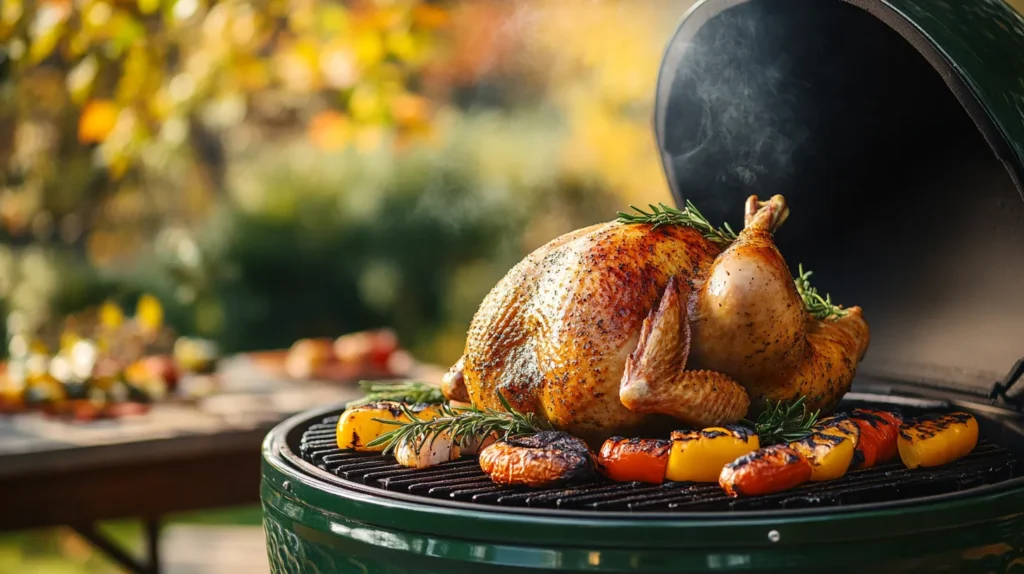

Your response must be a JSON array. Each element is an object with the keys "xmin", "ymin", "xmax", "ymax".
[
  {"xmin": 455, "ymin": 195, "xmax": 870, "ymax": 444},
  {"xmin": 462, "ymin": 221, "xmax": 721, "ymax": 444}
]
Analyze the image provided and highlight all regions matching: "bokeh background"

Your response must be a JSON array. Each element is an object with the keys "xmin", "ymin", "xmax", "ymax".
[
  {"xmin": 0, "ymin": 0, "xmax": 685, "ymax": 367},
  {"xmin": 0, "ymin": 0, "xmax": 691, "ymax": 570}
]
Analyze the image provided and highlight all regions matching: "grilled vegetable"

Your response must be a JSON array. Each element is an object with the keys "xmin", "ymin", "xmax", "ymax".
[
  {"xmin": 898, "ymin": 412, "xmax": 978, "ymax": 469},
  {"xmin": 666, "ymin": 425, "xmax": 759, "ymax": 483},
  {"xmin": 597, "ymin": 437, "xmax": 672, "ymax": 484},
  {"xmin": 719, "ymin": 445, "xmax": 812, "ymax": 497},
  {"xmin": 441, "ymin": 356, "xmax": 470, "ymax": 403},
  {"xmin": 394, "ymin": 431, "xmax": 461, "ymax": 469},
  {"xmin": 788, "ymin": 415, "xmax": 860, "ymax": 481},
  {"xmin": 850, "ymin": 409, "xmax": 902, "ymax": 469},
  {"xmin": 336, "ymin": 401, "xmax": 443, "ymax": 452},
  {"xmin": 479, "ymin": 431, "xmax": 596, "ymax": 487},
  {"xmin": 459, "ymin": 432, "xmax": 499, "ymax": 456}
]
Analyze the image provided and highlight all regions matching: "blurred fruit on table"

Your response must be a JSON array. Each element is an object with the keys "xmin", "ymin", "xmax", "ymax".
[
  {"xmin": 281, "ymin": 328, "xmax": 413, "ymax": 381},
  {"xmin": 0, "ymin": 295, "xmax": 222, "ymax": 422}
]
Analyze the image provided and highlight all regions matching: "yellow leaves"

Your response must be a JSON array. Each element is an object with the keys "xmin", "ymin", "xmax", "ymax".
[
  {"xmin": 349, "ymin": 84, "xmax": 387, "ymax": 123},
  {"xmin": 320, "ymin": 41, "xmax": 358, "ymax": 89},
  {"xmin": 137, "ymin": 0, "xmax": 160, "ymax": 15},
  {"xmin": 353, "ymin": 28, "xmax": 385, "ymax": 68},
  {"xmin": 171, "ymin": 0, "xmax": 203, "ymax": 22},
  {"xmin": 317, "ymin": 4, "xmax": 350, "ymax": 35},
  {"xmin": 84, "ymin": 1, "xmax": 112, "ymax": 29},
  {"xmin": 78, "ymin": 100, "xmax": 119, "ymax": 143},
  {"xmin": 1, "ymin": 0, "xmax": 24, "ymax": 33},
  {"xmin": 412, "ymin": 4, "xmax": 449, "ymax": 29},
  {"xmin": 390, "ymin": 92, "xmax": 429, "ymax": 128},
  {"xmin": 308, "ymin": 110, "xmax": 350, "ymax": 151},
  {"xmin": 277, "ymin": 37, "xmax": 321, "ymax": 92},
  {"xmin": 66, "ymin": 55, "xmax": 99, "ymax": 104},
  {"xmin": 116, "ymin": 45, "xmax": 153, "ymax": 104},
  {"xmin": 372, "ymin": 6, "xmax": 406, "ymax": 31},
  {"xmin": 385, "ymin": 29, "xmax": 417, "ymax": 63},
  {"xmin": 28, "ymin": 0, "xmax": 71, "ymax": 62}
]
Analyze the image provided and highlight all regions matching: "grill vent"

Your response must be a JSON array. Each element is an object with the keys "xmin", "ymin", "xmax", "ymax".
[{"xmin": 299, "ymin": 415, "xmax": 1019, "ymax": 513}]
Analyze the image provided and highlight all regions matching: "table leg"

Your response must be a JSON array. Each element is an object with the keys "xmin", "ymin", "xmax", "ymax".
[
  {"xmin": 71, "ymin": 518, "xmax": 162, "ymax": 574},
  {"xmin": 145, "ymin": 517, "xmax": 161, "ymax": 573}
]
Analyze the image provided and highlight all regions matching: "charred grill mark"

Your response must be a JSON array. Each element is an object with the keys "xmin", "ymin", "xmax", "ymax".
[
  {"xmin": 603, "ymin": 437, "xmax": 673, "ymax": 458},
  {"xmin": 900, "ymin": 413, "xmax": 973, "ymax": 441},
  {"xmin": 852, "ymin": 408, "xmax": 901, "ymax": 429},
  {"xmin": 362, "ymin": 401, "xmax": 408, "ymax": 419},
  {"xmin": 481, "ymin": 431, "xmax": 598, "ymax": 486}
]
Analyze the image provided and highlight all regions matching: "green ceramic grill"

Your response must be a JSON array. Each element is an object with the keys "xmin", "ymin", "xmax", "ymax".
[{"xmin": 261, "ymin": 0, "xmax": 1024, "ymax": 572}]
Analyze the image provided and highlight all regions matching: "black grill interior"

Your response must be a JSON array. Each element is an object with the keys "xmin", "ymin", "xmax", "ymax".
[
  {"xmin": 657, "ymin": 0, "xmax": 1024, "ymax": 392},
  {"xmin": 295, "ymin": 411, "xmax": 1020, "ymax": 513}
]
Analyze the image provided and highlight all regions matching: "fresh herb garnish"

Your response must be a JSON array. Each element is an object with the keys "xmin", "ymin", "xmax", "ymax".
[
  {"xmin": 616, "ymin": 201, "xmax": 738, "ymax": 246},
  {"xmin": 794, "ymin": 264, "xmax": 847, "ymax": 321},
  {"xmin": 345, "ymin": 380, "xmax": 445, "ymax": 409},
  {"xmin": 743, "ymin": 396, "xmax": 820, "ymax": 445},
  {"xmin": 366, "ymin": 391, "xmax": 551, "ymax": 454},
  {"xmin": 616, "ymin": 202, "xmax": 847, "ymax": 321}
]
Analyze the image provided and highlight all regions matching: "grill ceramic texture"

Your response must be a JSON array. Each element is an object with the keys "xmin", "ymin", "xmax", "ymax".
[{"xmin": 297, "ymin": 415, "xmax": 1018, "ymax": 513}]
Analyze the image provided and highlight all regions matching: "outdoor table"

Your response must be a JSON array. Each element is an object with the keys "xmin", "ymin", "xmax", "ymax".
[{"xmin": 0, "ymin": 354, "xmax": 373, "ymax": 574}]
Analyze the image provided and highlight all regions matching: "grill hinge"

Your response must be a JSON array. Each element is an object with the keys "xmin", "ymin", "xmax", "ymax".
[{"xmin": 989, "ymin": 357, "xmax": 1024, "ymax": 410}]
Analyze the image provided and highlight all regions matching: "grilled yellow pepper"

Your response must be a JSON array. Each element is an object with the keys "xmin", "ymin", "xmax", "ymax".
[
  {"xmin": 789, "ymin": 415, "xmax": 860, "ymax": 481},
  {"xmin": 336, "ymin": 401, "xmax": 444, "ymax": 451},
  {"xmin": 898, "ymin": 412, "xmax": 978, "ymax": 469},
  {"xmin": 666, "ymin": 425, "xmax": 760, "ymax": 483}
]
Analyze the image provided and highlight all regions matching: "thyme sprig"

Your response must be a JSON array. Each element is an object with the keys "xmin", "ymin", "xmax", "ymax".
[
  {"xmin": 345, "ymin": 380, "xmax": 445, "ymax": 409},
  {"xmin": 366, "ymin": 391, "xmax": 551, "ymax": 454},
  {"xmin": 616, "ymin": 201, "xmax": 738, "ymax": 246},
  {"xmin": 743, "ymin": 396, "xmax": 820, "ymax": 445},
  {"xmin": 794, "ymin": 264, "xmax": 848, "ymax": 321}
]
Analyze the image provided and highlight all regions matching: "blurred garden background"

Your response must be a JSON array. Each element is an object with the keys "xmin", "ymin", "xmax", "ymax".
[{"xmin": 0, "ymin": 0, "xmax": 690, "ymax": 570}]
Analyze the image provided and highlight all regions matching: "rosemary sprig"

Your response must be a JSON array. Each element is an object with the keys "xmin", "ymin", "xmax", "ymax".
[
  {"xmin": 345, "ymin": 380, "xmax": 445, "ymax": 409},
  {"xmin": 743, "ymin": 396, "xmax": 820, "ymax": 445},
  {"xmin": 616, "ymin": 201, "xmax": 738, "ymax": 246},
  {"xmin": 794, "ymin": 264, "xmax": 847, "ymax": 321},
  {"xmin": 366, "ymin": 391, "xmax": 551, "ymax": 454},
  {"xmin": 616, "ymin": 202, "xmax": 849, "ymax": 321}
]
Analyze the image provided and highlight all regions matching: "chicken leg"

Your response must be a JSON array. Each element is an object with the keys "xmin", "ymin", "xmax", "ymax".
[
  {"xmin": 619, "ymin": 275, "xmax": 750, "ymax": 427},
  {"xmin": 690, "ymin": 195, "xmax": 870, "ymax": 413}
]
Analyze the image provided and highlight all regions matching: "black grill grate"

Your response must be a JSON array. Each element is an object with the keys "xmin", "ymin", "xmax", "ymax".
[{"xmin": 297, "ymin": 415, "xmax": 1019, "ymax": 512}]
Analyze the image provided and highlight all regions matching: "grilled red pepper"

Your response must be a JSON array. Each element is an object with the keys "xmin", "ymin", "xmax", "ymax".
[
  {"xmin": 719, "ymin": 445, "xmax": 812, "ymax": 497},
  {"xmin": 849, "ymin": 408, "xmax": 902, "ymax": 469},
  {"xmin": 597, "ymin": 437, "xmax": 672, "ymax": 484}
]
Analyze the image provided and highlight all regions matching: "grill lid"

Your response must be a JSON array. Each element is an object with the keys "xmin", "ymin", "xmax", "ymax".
[{"xmin": 654, "ymin": 0, "xmax": 1024, "ymax": 396}]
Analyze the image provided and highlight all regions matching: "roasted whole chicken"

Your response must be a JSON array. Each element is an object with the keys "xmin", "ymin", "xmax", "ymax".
[{"xmin": 444, "ymin": 195, "xmax": 870, "ymax": 444}]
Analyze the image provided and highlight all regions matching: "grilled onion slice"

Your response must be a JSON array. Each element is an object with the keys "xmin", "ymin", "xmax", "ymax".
[
  {"xmin": 479, "ymin": 431, "xmax": 596, "ymax": 487},
  {"xmin": 394, "ymin": 431, "xmax": 461, "ymax": 469}
]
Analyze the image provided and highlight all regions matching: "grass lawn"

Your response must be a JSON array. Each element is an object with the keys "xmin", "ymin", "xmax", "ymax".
[{"xmin": 0, "ymin": 505, "xmax": 264, "ymax": 573}]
